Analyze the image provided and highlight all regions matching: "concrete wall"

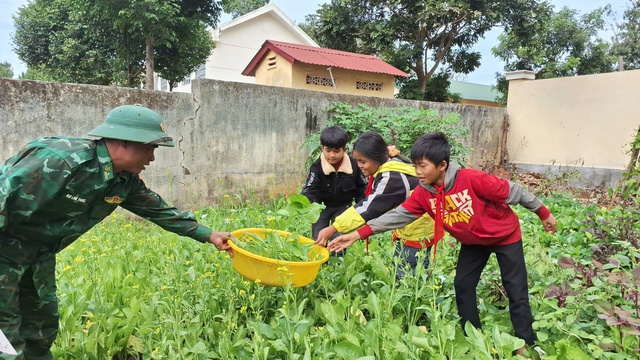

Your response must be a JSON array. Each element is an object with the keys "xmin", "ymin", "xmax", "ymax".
[
  {"xmin": 0, "ymin": 78, "xmax": 506, "ymax": 209},
  {"xmin": 507, "ymin": 70, "xmax": 640, "ymax": 187}
]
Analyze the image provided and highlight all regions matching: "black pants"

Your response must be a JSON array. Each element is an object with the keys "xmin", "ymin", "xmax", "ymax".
[
  {"xmin": 454, "ymin": 240, "xmax": 535, "ymax": 345},
  {"xmin": 311, "ymin": 204, "xmax": 350, "ymax": 256}
]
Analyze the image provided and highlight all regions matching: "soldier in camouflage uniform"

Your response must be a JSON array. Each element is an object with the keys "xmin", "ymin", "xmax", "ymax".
[{"xmin": 0, "ymin": 104, "xmax": 232, "ymax": 359}]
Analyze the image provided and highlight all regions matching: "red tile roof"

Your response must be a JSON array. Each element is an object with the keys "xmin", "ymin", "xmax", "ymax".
[{"xmin": 242, "ymin": 40, "xmax": 409, "ymax": 78}]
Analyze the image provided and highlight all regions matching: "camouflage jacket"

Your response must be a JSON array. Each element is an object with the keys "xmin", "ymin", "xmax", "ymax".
[{"xmin": 0, "ymin": 137, "xmax": 212, "ymax": 264}]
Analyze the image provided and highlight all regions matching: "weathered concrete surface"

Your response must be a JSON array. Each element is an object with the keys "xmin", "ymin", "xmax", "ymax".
[
  {"xmin": 512, "ymin": 164, "xmax": 623, "ymax": 189},
  {"xmin": 1, "ymin": 78, "xmax": 506, "ymax": 209}
]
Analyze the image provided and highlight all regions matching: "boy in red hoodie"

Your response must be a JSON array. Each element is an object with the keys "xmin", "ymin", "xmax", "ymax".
[{"xmin": 328, "ymin": 132, "xmax": 557, "ymax": 352}]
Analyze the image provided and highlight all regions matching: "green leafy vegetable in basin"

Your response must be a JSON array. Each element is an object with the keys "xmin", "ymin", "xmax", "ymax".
[{"xmin": 233, "ymin": 231, "xmax": 323, "ymax": 262}]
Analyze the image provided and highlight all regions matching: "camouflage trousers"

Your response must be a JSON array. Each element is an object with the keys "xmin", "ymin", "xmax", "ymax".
[{"xmin": 0, "ymin": 255, "xmax": 58, "ymax": 360}]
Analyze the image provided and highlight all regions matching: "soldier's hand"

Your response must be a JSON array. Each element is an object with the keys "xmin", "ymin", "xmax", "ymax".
[{"xmin": 208, "ymin": 231, "xmax": 233, "ymax": 257}]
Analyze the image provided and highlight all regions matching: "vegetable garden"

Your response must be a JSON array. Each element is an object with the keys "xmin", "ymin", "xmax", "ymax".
[
  {"xmin": 52, "ymin": 190, "xmax": 640, "ymax": 359},
  {"xmin": 51, "ymin": 106, "xmax": 640, "ymax": 359}
]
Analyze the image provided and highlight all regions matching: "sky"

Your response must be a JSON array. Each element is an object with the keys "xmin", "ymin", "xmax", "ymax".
[{"xmin": 0, "ymin": 0, "xmax": 629, "ymax": 85}]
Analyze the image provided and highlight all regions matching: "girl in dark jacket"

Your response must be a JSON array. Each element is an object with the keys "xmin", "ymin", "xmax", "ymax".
[{"xmin": 315, "ymin": 131, "xmax": 434, "ymax": 279}]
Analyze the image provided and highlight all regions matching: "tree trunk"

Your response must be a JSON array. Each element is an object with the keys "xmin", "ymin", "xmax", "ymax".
[
  {"xmin": 618, "ymin": 55, "xmax": 624, "ymax": 72},
  {"xmin": 146, "ymin": 36, "xmax": 154, "ymax": 90}
]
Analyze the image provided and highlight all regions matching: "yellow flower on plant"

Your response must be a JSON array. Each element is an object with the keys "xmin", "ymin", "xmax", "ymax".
[
  {"xmin": 239, "ymin": 289, "xmax": 246, "ymax": 296},
  {"xmin": 63, "ymin": 265, "xmax": 72, "ymax": 272},
  {"xmin": 224, "ymin": 194, "xmax": 230, "ymax": 198},
  {"xmin": 240, "ymin": 306, "xmax": 247, "ymax": 314}
]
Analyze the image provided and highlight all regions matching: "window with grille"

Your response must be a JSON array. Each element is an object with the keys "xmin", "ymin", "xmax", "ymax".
[
  {"xmin": 160, "ymin": 79, "xmax": 167, "ymax": 91},
  {"xmin": 306, "ymin": 74, "xmax": 333, "ymax": 87},
  {"xmin": 195, "ymin": 64, "xmax": 206, "ymax": 79},
  {"xmin": 356, "ymin": 81, "xmax": 383, "ymax": 91},
  {"xmin": 267, "ymin": 55, "xmax": 277, "ymax": 70},
  {"xmin": 182, "ymin": 76, "xmax": 191, "ymax": 86}
]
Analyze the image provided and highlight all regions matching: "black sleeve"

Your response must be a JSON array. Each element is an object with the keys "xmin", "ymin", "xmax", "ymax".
[{"xmin": 301, "ymin": 161, "xmax": 322, "ymax": 203}]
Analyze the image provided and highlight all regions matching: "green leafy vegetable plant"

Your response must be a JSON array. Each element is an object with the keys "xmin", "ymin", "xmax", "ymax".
[{"xmin": 233, "ymin": 231, "xmax": 322, "ymax": 262}]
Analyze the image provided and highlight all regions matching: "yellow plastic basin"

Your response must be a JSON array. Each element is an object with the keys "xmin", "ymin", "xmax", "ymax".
[{"xmin": 229, "ymin": 228, "xmax": 329, "ymax": 287}]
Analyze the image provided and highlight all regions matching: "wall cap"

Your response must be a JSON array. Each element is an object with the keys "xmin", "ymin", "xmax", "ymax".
[{"xmin": 505, "ymin": 70, "xmax": 537, "ymax": 81}]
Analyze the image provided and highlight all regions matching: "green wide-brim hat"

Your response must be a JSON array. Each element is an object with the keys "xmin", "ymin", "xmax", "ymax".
[{"xmin": 88, "ymin": 104, "xmax": 175, "ymax": 147}]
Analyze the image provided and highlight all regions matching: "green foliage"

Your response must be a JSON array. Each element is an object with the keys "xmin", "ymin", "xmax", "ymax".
[
  {"xmin": 614, "ymin": 1, "xmax": 640, "ymax": 70},
  {"xmin": 302, "ymin": 103, "xmax": 471, "ymax": 167},
  {"xmin": 154, "ymin": 19, "xmax": 215, "ymax": 90},
  {"xmin": 0, "ymin": 61, "xmax": 14, "ymax": 78},
  {"xmin": 493, "ymin": 5, "xmax": 615, "ymax": 102},
  {"xmin": 221, "ymin": 0, "xmax": 269, "ymax": 19},
  {"xmin": 233, "ymin": 232, "xmax": 321, "ymax": 262},
  {"xmin": 49, "ymin": 189, "xmax": 640, "ymax": 358},
  {"xmin": 396, "ymin": 73, "xmax": 462, "ymax": 103},
  {"xmin": 12, "ymin": 0, "xmax": 221, "ymax": 87},
  {"xmin": 304, "ymin": 0, "xmax": 545, "ymax": 101},
  {"xmin": 19, "ymin": 65, "xmax": 58, "ymax": 82},
  {"xmin": 275, "ymin": 194, "xmax": 324, "ymax": 224},
  {"xmin": 618, "ymin": 125, "xmax": 640, "ymax": 199}
]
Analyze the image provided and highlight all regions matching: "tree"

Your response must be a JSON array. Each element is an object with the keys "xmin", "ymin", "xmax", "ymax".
[
  {"xmin": 304, "ymin": 0, "xmax": 545, "ymax": 101},
  {"xmin": 19, "ymin": 65, "xmax": 57, "ymax": 82},
  {"xmin": 221, "ymin": 0, "xmax": 269, "ymax": 19},
  {"xmin": 155, "ymin": 20, "xmax": 215, "ymax": 90},
  {"xmin": 492, "ymin": 6, "xmax": 616, "ymax": 104},
  {"xmin": 0, "ymin": 62, "xmax": 13, "ymax": 78},
  {"xmin": 13, "ymin": 0, "xmax": 222, "ymax": 88},
  {"xmin": 615, "ymin": 1, "xmax": 640, "ymax": 70}
]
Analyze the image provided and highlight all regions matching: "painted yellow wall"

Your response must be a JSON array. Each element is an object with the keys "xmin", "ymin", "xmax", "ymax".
[
  {"xmin": 253, "ymin": 59, "xmax": 397, "ymax": 98},
  {"xmin": 254, "ymin": 50, "xmax": 293, "ymax": 87},
  {"xmin": 291, "ymin": 63, "xmax": 396, "ymax": 98},
  {"xmin": 507, "ymin": 70, "xmax": 640, "ymax": 171}
]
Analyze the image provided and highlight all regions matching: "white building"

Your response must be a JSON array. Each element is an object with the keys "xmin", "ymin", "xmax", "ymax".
[{"xmin": 157, "ymin": 4, "xmax": 318, "ymax": 92}]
